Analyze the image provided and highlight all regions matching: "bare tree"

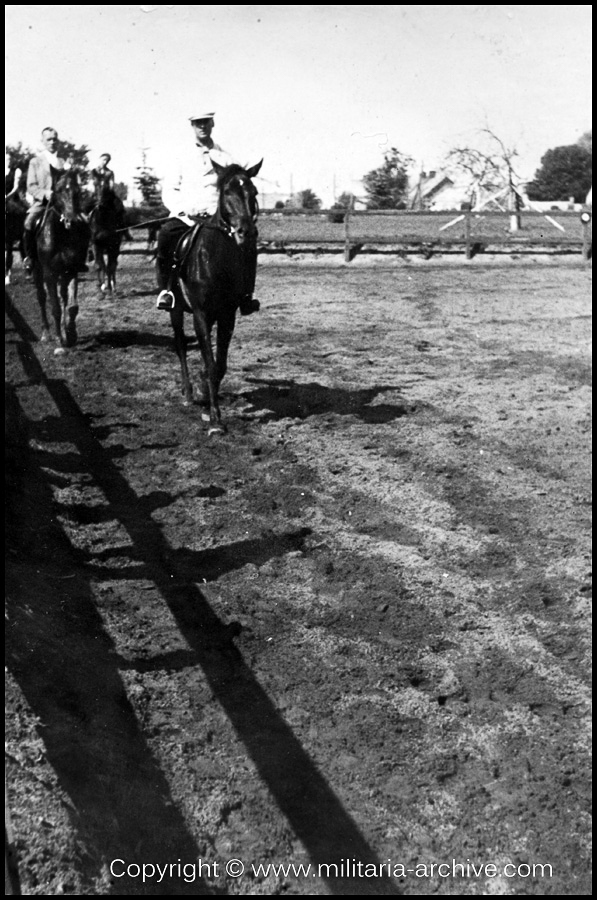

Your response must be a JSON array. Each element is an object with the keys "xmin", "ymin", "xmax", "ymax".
[{"xmin": 445, "ymin": 127, "xmax": 523, "ymax": 230}]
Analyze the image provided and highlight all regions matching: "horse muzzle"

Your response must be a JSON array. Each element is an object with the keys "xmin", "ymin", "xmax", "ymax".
[{"xmin": 230, "ymin": 223, "xmax": 256, "ymax": 247}]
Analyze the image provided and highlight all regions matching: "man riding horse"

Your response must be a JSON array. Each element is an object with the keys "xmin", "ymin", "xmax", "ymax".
[
  {"xmin": 22, "ymin": 127, "xmax": 88, "ymax": 275},
  {"xmin": 89, "ymin": 152, "xmax": 130, "ymax": 239},
  {"xmin": 155, "ymin": 109, "xmax": 260, "ymax": 316},
  {"xmin": 90, "ymin": 152, "xmax": 116, "ymax": 194}
]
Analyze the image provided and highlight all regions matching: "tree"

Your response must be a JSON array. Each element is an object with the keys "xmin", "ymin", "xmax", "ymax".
[
  {"xmin": 133, "ymin": 149, "xmax": 163, "ymax": 208},
  {"xmin": 363, "ymin": 147, "xmax": 413, "ymax": 209},
  {"xmin": 134, "ymin": 169, "xmax": 162, "ymax": 207},
  {"xmin": 58, "ymin": 139, "xmax": 91, "ymax": 183},
  {"xmin": 328, "ymin": 191, "xmax": 353, "ymax": 223},
  {"xmin": 577, "ymin": 130, "xmax": 592, "ymax": 153},
  {"xmin": 445, "ymin": 128, "xmax": 522, "ymax": 203},
  {"xmin": 294, "ymin": 188, "xmax": 322, "ymax": 210},
  {"xmin": 444, "ymin": 127, "xmax": 524, "ymax": 228},
  {"xmin": 526, "ymin": 145, "xmax": 592, "ymax": 203},
  {"xmin": 114, "ymin": 181, "xmax": 129, "ymax": 202}
]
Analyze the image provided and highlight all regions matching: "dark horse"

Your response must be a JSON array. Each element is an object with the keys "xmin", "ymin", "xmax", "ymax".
[
  {"xmin": 170, "ymin": 158, "xmax": 263, "ymax": 434},
  {"xmin": 32, "ymin": 168, "xmax": 90, "ymax": 353},
  {"xmin": 89, "ymin": 184, "xmax": 125, "ymax": 293},
  {"xmin": 5, "ymin": 193, "xmax": 27, "ymax": 285}
]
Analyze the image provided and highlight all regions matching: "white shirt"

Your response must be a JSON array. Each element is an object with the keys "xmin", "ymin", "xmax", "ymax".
[
  {"xmin": 42, "ymin": 149, "xmax": 65, "ymax": 169},
  {"xmin": 162, "ymin": 142, "xmax": 234, "ymax": 218}
]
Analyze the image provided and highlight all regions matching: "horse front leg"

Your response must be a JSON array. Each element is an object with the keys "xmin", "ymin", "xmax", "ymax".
[
  {"xmin": 107, "ymin": 246, "xmax": 118, "ymax": 293},
  {"xmin": 33, "ymin": 267, "xmax": 52, "ymax": 343},
  {"xmin": 58, "ymin": 275, "xmax": 79, "ymax": 348},
  {"xmin": 193, "ymin": 307, "xmax": 224, "ymax": 434},
  {"xmin": 42, "ymin": 274, "xmax": 67, "ymax": 351},
  {"xmin": 215, "ymin": 312, "xmax": 236, "ymax": 393},
  {"xmin": 94, "ymin": 245, "xmax": 106, "ymax": 293},
  {"xmin": 171, "ymin": 303, "xmax": 193, "ymax": 406}
]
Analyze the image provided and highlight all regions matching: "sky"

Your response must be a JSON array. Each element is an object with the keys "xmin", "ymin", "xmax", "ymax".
[{"xmin": 5, "ymin": 5, "xmax": 592, "ymax": 207}]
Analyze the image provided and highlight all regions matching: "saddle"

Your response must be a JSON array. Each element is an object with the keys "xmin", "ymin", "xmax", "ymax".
[{"xmin": 172, "ymin": 218, "xmax": 207, "ymax": 279}]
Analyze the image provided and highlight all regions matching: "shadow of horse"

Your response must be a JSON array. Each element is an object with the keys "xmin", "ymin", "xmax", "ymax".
[
  {"xmin": 89, "ymin": 185, "xmax": 126, "ymax": 294},
  {"xmin": 79, "ymin": 329, "xmax": 197, "ymax": 355},
  {"xmin": 32, "ymin": 168, "xmax": 90, "ymax": 353},
  {"xmin": 5, "ymin": 193, "xmax": 27, "ymax": 285},
  {"xmin": 170, "ymin": 160, "xmax": 263, "ymax": 435},
  {"xmin": 241, "ymin": 378, "xmax": 411, "ymax": 424}
]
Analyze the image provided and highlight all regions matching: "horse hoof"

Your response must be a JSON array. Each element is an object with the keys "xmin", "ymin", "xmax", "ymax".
[
  {"xmin": 5, "ymin": 275, "xmax": 10, "ymax": 286},
  {"xmin": 200, "ymin": 411, "xmax": 211, "ymax": 422},
  {"xmin": 100, "ymin": 284, "xmax": 107, "ymax": 293},
  {"xmin": 208, "ymin": 426, "xmax": 226, "ymax": 436},
  {"xmin": 54, "ymin": 347, "xmax": 67, "ymax": 356}
]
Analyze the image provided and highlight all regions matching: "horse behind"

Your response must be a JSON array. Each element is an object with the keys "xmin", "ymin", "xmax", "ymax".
[
  {"xmin": 89, "ymin": 184, "xmax": 125, "ymax": 293},
  {"xmin": 170, "ymin": 158, "xmax": 263, "ymax": 434},
  {"xmin": 33, "ymin": 168, "xmax": 90, "ymax": 353},
  {"xmin": 5, "ymin": 193, "xmax": 27, "ymax": 285},
  {"xmin": 147, "ymin": 221, "xmax": 161, "ymax": 255}
]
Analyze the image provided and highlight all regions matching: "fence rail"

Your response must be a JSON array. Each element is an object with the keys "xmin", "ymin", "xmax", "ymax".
[{"xmin": 256, "ymin": 208, "xmax": 592, "ymax": 261}]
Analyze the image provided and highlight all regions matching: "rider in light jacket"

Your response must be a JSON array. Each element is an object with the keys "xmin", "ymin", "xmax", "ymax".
[{"xmin": 155, "ymin": 110, "xmax": 260, "ymax": 315}]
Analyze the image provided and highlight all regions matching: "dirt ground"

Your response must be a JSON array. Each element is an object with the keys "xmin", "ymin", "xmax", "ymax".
[{"xmin": 5, "ymin": 252, "xmax": 592, "ymax": 895}]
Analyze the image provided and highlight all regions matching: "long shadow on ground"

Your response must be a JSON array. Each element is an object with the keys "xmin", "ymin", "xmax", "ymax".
[
  {"xmin": 6, "ymin": 386, "xmax": 214, "ymax": 896},
  {"xmin": 6, "ymin": 300, "xmax": 401, "ymax": 895}
]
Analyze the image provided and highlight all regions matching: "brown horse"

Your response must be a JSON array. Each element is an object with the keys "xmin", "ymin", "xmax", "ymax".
[
  {"xmin": 32, "ymin": 168, "xmax": 90, "ymax": 353},
  {"xmin": 5, "ymin": 193, "xmax": 27, "ymax": 285},
  {"xmin": 169, "ymin": 159, "xmax": 263, "ymax": 434},
  {"xmin": 89, "ymin": 184, "xmax": 125, "ymax": 293}
]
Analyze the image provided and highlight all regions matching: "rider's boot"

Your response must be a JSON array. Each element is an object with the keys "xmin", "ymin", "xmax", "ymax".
[{"xmin": 156, "ymin": 257, "xmax": 176, "ymax": 310}]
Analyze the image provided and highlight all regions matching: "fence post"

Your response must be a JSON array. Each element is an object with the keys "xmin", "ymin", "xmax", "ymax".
[
  {"xmin": 580, "ymin": 211, "xmax": 592, "ymax": 261},
  {"xmin": 464, "ymin": 204, "xmax": 473, "ymax": 259},
  {"xmin": 344, "ymin": 194, "xmax": 353, "ymax": 262}
]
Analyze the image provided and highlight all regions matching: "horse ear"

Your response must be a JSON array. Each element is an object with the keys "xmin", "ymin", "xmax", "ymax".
[
  {"xmin": 246, "ymin": 159, "xmax": 263, "ymax": 179},
  {"xmin": 211, "ymin": 158, "xmax": 226, "ymax": 177}
]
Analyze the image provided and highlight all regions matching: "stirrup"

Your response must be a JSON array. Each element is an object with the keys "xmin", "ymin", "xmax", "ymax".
[{"xmin": 156, "ymin": 289, "xmax": 176, "ymax": 310}]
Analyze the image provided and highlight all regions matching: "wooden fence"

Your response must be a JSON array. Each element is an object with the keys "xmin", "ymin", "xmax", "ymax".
[{"xmin": 256, "ymin": 208, "xmax": 592, "ymax": 261}]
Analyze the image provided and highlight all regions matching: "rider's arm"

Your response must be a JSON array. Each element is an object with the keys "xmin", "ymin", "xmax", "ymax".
[
  {"xmin": 5, "ymin": 168, "xmax": 22, "ymax": 197},
  {"xmin": 27, "ymin": 158, "xmax": 52, "ymax": 202}
]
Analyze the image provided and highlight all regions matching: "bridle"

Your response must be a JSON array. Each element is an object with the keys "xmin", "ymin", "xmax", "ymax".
[
  {"xmin": 44, "ymin": 174, "xmax": 81, "ymax": 230},
  {"xmin": 213, "ymin": 171, "xmax": 259, "ymax": 245}
]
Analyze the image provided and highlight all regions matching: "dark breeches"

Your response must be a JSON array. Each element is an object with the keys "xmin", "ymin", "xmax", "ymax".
[
  {"xmin": 23, "ymin": 204, "xmax": 46, "ymax": 258},
  {"xmin": 156, "ymin": 219, "xmax": 190, "ymax": 289}
]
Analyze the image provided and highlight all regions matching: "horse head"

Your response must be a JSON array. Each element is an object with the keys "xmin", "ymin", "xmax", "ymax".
[
  {"xmin": 212, "ymin": 159, "xmax": 263, "ymax": 247},
  {"xmin": 51, "ymin": 169, "xmax": 82, "ymax": 229}
]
